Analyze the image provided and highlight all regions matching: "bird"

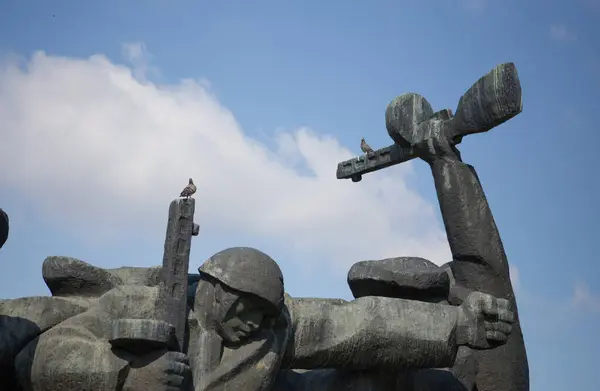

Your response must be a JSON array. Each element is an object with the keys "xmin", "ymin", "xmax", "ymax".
[
  {"xmin": 359, "ymin": 138, "xmax": 375, "ymax": 162},
  {"xmin": 180, "ymin": 178, "xmax": 197, "ymax": 199},
  {"xmin": 360, "ymin": 138, "xmax": 374, "ymax": 154}
]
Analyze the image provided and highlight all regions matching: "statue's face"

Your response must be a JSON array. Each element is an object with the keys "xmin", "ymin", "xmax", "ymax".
[{"xmin": 218, "ymin": 294, "xmax": 274, "ymax": 344}]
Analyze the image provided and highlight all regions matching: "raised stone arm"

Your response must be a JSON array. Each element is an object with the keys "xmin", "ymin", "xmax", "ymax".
[
  {"xmin": 402, "ymin": 66, "xmax": 528, "ymax": 391},
  {"xmin": 336, "ymin": 63, "xmax": 529, "ymax": 391},
  {"xmin": 416, "ymin": 131, "xmax": 529, "ymax": 391}
]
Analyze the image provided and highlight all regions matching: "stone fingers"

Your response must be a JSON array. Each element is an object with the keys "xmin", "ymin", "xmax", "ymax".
[
  {"xmin": 165, "ymin": 361, "xmax": 190, "ymax": 376},
  {"xmin": 485, "ymin": 330, "xmax": 509, "ymax": 343},
  {"xmin": 495, "ymin": 298, "xmax": 515, "ymax": 323},
  {"xmin": 459, "ymin": 291, "xmax": 516, "ymax": 349},
  {"xmin": 164, "ymin": 351, "xmax": 191, "ymax": 388},
  {"xmin": 480, "ymin": 296, "xmax": 514, "ymax": 344},
  {"xmin": 165, "ymin": 373, "xmax": 188, "ymax": 388},
  {"xmin": 164, "ymin": 351, "xmax": 189, "ymax": 366},
  {"xmin": 484, "ymin": 320, "xmax": 512, "ymax": 334},
  {"xmin": 476, "ymin": 293, "xmax": 515, "ymax": 324}
]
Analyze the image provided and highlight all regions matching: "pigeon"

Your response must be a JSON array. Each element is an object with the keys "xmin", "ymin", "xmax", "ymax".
[
  {"xmin": 180, "ymin": 178, "xmax": 197, "ymax": 199},
  {"xmin": 360, "ymin": 138, "xmax": 374, "ymax": 154},
  {"xmin": 359, "ymin": 138, "xmax": 375, "ymax": 163}
]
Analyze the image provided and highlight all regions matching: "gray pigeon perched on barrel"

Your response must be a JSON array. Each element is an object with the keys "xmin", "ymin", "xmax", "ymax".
[
  {"xmin": 360, "ymin": 138, "xmax": 374, "ymax": 154},
  {"xmin": 180, "ymin": 178, "xmax": 197, "ymax": 199}
]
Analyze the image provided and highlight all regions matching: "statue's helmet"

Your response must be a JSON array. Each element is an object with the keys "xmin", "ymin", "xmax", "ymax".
[{"xmin": 198, "ymin": 247, "xmax": 284, "ymax": 314}]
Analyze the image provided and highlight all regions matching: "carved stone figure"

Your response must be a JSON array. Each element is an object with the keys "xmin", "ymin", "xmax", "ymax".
[{"xmin": 2, "ymin": 248, "xmax": 512, "ymax": 391}]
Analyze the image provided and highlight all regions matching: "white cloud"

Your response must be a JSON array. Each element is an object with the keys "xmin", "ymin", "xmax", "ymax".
[
  {"xmin": 549, "ymin": 24, "xmax": 577, "ymax": 43},
  {"xmin": 509, "ymin": 263, "xmax": 521, "ymax": 294},
  {"xmin": 0, "ymin": 45, "xmax": 451, "ymax": 272},
  {"xmin": 572, "ymin": 282, "xmax": 600, "ymax": 313},
  {"xmin": 121, "ymin": 42, "xmax": 159, "ymax": 81}
]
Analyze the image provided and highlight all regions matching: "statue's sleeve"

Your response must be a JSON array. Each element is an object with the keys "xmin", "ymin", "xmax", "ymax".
[
  {"xmin": 17, "ymin": 310, "xmax": 131, "ymax": 391},
  {"xmin": 17, "ymin": 285, "xmax": 160, "ymax": 391},
  {"xmin": 0, "ymin": 296, "xmax": 89, "ymax": 388},
  {"xmin": 282, "ymin": 296, "xmax": 458, "ymax": 370},
  {"xmin": 430, "ymin": 158, "xmax": 512, "ymax": 285},
  {"xmin": 429, "ymin": 157, "xmax": 528, "ymax": 391}
]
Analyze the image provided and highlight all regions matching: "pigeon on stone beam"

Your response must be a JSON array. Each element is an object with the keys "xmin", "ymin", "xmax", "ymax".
[
  {"xmin": 180, "ymin": 178, "xmax": 197, "ymax": 199},
  {"xmin": 359, "ymin": 138, "xmax": 375, "ymax": 162},
  {"xmin": 360, "ymin": 138, "xmax": 374, "ymax": 154}
]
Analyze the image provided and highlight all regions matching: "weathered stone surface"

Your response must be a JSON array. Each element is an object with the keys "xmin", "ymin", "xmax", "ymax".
[
  {"xmin": 386, "ymin": 93, "xmax": 434, "ymax": 147},
  {"xmin": 1, "ymin": 296, "xmax": 89, "ymax": 390},
  {"xmin": 43, "ymin": 256, "xmax": 122, "ymax": 297},
  {"xmin": 431, "ymin": 158, "xmax": 528, "ymax": 391},
  {"xmin": 111, "ymin": 265, "xmax": 162, "ymax": 287},
  {"xmin": 348, "ymin": 257, "xmax": 450, "ymax": 302},
  {"xmin": 155, "ymin": 198, "xmax": 195, "ymax": 351},
  {"xmin": 16, "ymin": 285, "xmax": 160, "ymax": 391},
  {"xmin": 109, "ymin": 318, "xmax": 177, "ymax": 354},
  {"xmin": 43, "ymin": 256, "xmax": 162, "ymax": 294}
]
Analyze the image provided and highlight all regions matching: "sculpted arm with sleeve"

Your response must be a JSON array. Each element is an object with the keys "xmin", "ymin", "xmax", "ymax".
[
  {"xmin": 19, "ymin": 309, "xmax": 132, "ymax": 391},
  {"xmin": 17, "ymin": 285, "xmax": 163, "ymax": 391},
  {"xmin": 418, "ymin": 136, "xmax": 528, "ymax": 391},
  {"xmin": 0, "ymin": 297, "xmax": 89, "ymax": 390},
  {"xmin": 283, "ymin": 296, "xmax": 460, "ymax": 371},
  {"xmin": 282, "ymin": 291, "xmax": 512, "ymax": 372}
]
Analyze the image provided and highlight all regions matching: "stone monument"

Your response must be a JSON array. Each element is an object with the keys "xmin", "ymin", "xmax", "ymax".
[{"xmin": 0, "ymin": 62, "xmax": 527, "ymax": 391}]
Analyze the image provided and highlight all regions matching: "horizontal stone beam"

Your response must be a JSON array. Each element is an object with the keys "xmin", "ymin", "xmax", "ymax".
[{"xmin": 336, "ymin": 144, "xmax": 416, "ymax": 182}]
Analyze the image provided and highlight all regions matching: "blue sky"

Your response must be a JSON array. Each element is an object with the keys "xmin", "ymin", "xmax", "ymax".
[{"xmin": 0, "ymin": 1, "xmax": 598, "ymax": 390}]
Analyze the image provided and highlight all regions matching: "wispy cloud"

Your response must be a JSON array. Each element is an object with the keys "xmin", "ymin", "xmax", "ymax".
[
  {"xmin": 549, "ymin": 24, "xmax": 577, "ymax": 43},
  {"xmin": 509, "ymin": 264, "xmax": 521, "ymax": 294},
  {"xmin": 121, "ymin": 42, "xmax": 160, "ymax": 81},
  {"xmin": 0, "ymin": 45, "xmax": 451, "ymax": 276},
  {"xmin": 461, "ymin": 0, "xmax": 488, "ymax": 13},
  {"xmin": 571, "ymin": 282, "xmax": 600, "ymax": 313}
]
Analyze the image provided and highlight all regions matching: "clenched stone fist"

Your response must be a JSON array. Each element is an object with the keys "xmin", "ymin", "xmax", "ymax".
[
  {"xmin": 456, "ymin": 291, "xmax": 515, "ymax": 350},
  {"xmin": 123, "ymin": 349, "xmax": 191, "ymax": 391},
  {"xmin": 412, "ymin": 124, "xmax": 463, "ymax": 165}
]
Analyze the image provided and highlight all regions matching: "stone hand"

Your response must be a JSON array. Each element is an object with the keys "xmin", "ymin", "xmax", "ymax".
[
  {"xmin": 122, "ymin": 349, "xmax": 191, "ymax": 391},
  {"xmin": 412, "ymin": 126, "xmax": 462, "ymax": 165},
  {"xmin": 455, "ymin": 291, "xmax": 514, "ymax": 350}
]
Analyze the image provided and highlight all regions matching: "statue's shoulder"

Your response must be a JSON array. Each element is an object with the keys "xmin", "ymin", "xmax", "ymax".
[
  {"xmin": 282, "ymin": 294, "xmax": 348, "ymax": 323},
  {"xmin": 347, "ymin": 257, "xmax": 451, "ymax": 302},
  {"xmin": 42, "ymin": 256, "xmax": 161, "ymax": 298}
]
